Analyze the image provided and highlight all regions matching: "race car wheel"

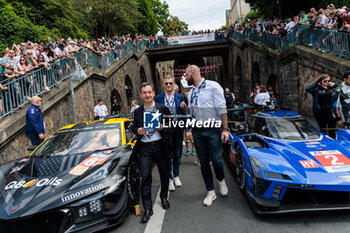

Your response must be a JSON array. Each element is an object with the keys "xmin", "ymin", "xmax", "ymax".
[
  {"xmin": 235, "ymin": 148, "xmax": 245, "ymax": 190},
  {"xmin": 127, "ymin": 157, "xmax": 141, "ymax": 206}
]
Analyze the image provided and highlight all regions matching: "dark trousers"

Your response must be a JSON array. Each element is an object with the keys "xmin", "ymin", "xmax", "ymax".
[
  {"xmin": 139, "ymin": 140, "xmax": 169, "ymax": 210},
  {"xmin": 27, "ymin": 134, "xmax": 43, "ymax": 146},
  {"xmin": 169, "ymin": 128, "xmax": 183, "ymax": 179},
  {"xmin": 313, "ymin": 109, "xmax": 336, "ymax": 139},
  {"xmin": 192, "ymin": 128, "xmax": 225, "ymax": 191}
]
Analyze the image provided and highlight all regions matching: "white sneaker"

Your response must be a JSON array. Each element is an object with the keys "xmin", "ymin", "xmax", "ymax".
[
  {"xmin": 45, "ymin": 87, "xmax": 50, "ymax": 91},
  {"xmin": 169, "ymin": 179, "xmax": 175, "ymax": 191},
  {"xmin": 218, "ymin": 179, "xmax": 228, "ymax": 196},
  {"xmin": 174, "ymin": 177, "xmax": 182, "ymax": 187},
  {"xmin": 203, "ymin": 190, "xmax": 217, "ymax": 206}
]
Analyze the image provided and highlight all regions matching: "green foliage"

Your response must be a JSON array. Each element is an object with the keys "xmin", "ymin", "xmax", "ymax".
[
  {"xmin": 0, "ymin": 0, "xmax": 187, "ymax": 48},
  {"xmin": 243, "ymin": 10, "xmax": 262, "ymax": 23},
  {"xmin": 137, "ymin": 0, "xmax": 158, "ymax": 35},
  {"xmin": 245, "ymin": 0, "xmax": 350, "ymax": 19},
  {"xmin": 257, "ymin": 41, "xmax": 269, "ymax": 60},
  {"xmin": 162, "ymin": 15, "xmax": 188, "ymax": 36},
  {"xmin": 0, "ymin": 0, "xmax": 87, "ymax": 50},
  {"xmin": 151, "ymin": 0, "xmax": 170, "ymax": 33}
]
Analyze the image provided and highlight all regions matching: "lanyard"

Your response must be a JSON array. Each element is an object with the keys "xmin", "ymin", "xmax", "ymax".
[
  {"xmin": 164, "ymin": 94, "xmax": 175, "ymax": 113},
  {"xmin": 190, "ymin": 79, "xmax": 206, "ymax": 107}
]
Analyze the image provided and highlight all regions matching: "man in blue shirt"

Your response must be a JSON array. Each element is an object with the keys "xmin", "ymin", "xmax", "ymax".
[
  {"xmin": 25, "ymin": 96, "xmax": 46, "ymax": 146},
  {"xmin": 155, "ymin": 76, "xmax": 187, "ymax": 191}
]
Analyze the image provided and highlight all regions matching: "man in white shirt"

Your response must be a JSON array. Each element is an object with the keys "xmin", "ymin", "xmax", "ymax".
[
  {"xmin": 94, "ymin": 99, "xmax": 108, "ymax": 119},
  {"xmin": 180, "ymin": 65, "xmax": 229, "ymax": 207}
]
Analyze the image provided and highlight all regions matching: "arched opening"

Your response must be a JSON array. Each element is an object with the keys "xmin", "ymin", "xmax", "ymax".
[
  {"xmin": 140, "ymin": 65, "xmax": 147, "ymax": 83},
  {"xmin": 251, "ymin": 62, "xmax": 260, "ymax": 89},
  {"xmin": 267, "ymin": 74, "xmax": 280, "ymax": 104},
  {"xmin": 125, "ymin": 75, "xmax": 133, "ymax": 107},
  {"xmin": 235, "ymin": 57, "xmax": 243, "ymax": 101}
]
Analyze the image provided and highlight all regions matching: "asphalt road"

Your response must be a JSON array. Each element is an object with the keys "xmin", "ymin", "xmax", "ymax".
[{"xmin": 105, "ymin": 150, "xmax": 350, "ymax": 233}]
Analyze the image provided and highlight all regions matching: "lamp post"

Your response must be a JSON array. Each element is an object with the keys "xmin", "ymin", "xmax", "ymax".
[
  {"xmin": 94, "ymin": 18, "xmax": 98, "ymax": 40},
  {"xmin": 277, "ymin": 0, "xmax": 282, "ymax": 19}
]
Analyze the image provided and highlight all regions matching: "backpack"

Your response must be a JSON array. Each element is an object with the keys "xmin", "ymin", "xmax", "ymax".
[{"xmin": 224, "ymin": 92, "xmax": 234, "ymax": 108}]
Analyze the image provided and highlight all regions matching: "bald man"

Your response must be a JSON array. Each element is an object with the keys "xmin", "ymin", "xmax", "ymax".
[
  {"xmin": 180, "ymin": 65, "xmax": 229, "ymax": 206},
  {"xmin": 25, "ymin": 96, "xmax": 45, "ymax": 146}
]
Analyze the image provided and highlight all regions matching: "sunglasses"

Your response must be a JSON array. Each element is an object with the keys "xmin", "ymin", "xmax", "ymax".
[
  {"xmin": 323, "ymin": 80, "xmax": 331, "ymax": 83},
  {"xmin": 165, "ymin": 82, "xmax": 173, "ymax": 86}
]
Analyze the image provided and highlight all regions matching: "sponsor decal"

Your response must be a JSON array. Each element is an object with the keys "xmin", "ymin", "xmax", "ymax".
[
  {"xmin": 61, "ymin": 183, "xmax": 104, "ymax": 203},
  {"xmin": 310, "ymin": 150, "xmax": 350, "ymax": 173},
  {"xmin": 69, "ymin": 153, "xmax": 110, "ymax": 176},
  {"xmin": 305, "ymin": 142, "xmax": 320, "ymax": 145},
  {"xmin": 69, "ymin": 165, "xmax": 89, "ymax": 176},
  {"xmin": 339, "ymin": 175, "xmax": 350, "ymax": 182},
  {"xmin": 5, "ymin": 177, "xmax": 62, "ymax": 190},
  {"xmin": 80, "ymin": 154, "xmax": 110, "ymax": 167},
  {"xmin": 19, "ymin": 158, "xmax": 30, "ymax": 163},
  {"xmin": 9, "ymin": 205, "xmax": 19, "ymax": 214},
  {"xmin": 9, "ymin": 165, "xmax": 25, "ymax": 174},
  {"xmin": 299, "ymin": 159, "xmax": 319, "ymax": 168},
  {"xmin": 103, "ymin": 150, "xmax": 112, "ymax": 154}
]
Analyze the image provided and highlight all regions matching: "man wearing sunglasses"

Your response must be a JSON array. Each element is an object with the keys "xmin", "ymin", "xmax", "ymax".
[{"xmin": 155, "ymin": 75, "xmax": 187, "ymax": 191}]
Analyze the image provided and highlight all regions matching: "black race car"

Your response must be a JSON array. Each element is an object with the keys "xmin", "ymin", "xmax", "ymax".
[{"xmin": 0, "ymin": 118, "xmax": 140, "ymax": 232}]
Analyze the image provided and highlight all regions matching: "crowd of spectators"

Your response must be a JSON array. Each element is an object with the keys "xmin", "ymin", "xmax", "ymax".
[
  {"xmin": 0, "ymin": 33, "xmax": 152, "ymax": 116},
  {"xmin": 230, "ymin": 4, "xmax": 350, "ymax": 38}
]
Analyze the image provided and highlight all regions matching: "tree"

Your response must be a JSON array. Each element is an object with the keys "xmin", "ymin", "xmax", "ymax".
[
  {"xmin": 0, "ymin": 0, "xmax": 87, "ymax": 50},
  {"xmin": 162, "ymin": 15, "xmax": 188, "ymax": 36},
  {"xmin": 73, "ymin": 0, "xmax": 139, "ymax": 37},
  {"xmin": 245, "ymin": 0, "xmax": 350, "ymax": 19},
  {"xmin": 150, "ymin": 0, "xmax": 170, "ymax": 33},
  {"xmin": 137, "ymin": 0, "xmax": 158, "ymax": 35}
]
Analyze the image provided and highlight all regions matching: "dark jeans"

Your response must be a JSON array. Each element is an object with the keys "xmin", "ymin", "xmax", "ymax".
[
  {"xmin": 192, "ymin": 128, "xmax": 225, "ymax": 191},
  {"xmin": 139, "ymin": 140, "xmax": 169, "ymax": 210},
  {"xmin": 169, "ymin": 128, "xmax": 183, "ymax": 179},
  {"xmin": 27, "ymin": 134, "xmax": 43, "ymax": 146},
  {"xmin": 313, "ymin": 109, "xmax": 336, "ymax": 139}
]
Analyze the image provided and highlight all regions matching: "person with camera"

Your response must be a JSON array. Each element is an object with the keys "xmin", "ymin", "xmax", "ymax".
[{"xmin": 305, "ymin": 74, "xmax": 340, "ymax": 139}]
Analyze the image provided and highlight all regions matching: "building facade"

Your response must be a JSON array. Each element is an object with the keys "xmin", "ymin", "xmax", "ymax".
[{"xmin": 230, "ymin": 0, "xmax": 251, "ymax": 24}]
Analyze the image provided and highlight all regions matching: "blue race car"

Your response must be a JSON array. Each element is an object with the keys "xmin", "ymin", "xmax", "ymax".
[{"xmin": 224, "ymin": 110, "xmax": 350, "ymax": 214}]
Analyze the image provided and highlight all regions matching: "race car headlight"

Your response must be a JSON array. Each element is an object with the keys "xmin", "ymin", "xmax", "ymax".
[
  {"xmin": 263, "ymin": 171, "xmax": 292, "ymax": 181},
  {"xmin": 70, "ymin": 192, "xmax": 104, "ymax": 223},
  {"xmin": 248, "ymin": 156, "xmax": 266, "ymax": 178},
  {"xmin": 249, "ymin": 157, "xmax": 271, "ymax": 195},
  {"xmin": 89, "ymin": 200, "xmax": 103, "ymax": 214}
]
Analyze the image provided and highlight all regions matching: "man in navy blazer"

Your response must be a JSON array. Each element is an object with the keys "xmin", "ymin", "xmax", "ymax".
[{"xmin": 155, "ymin": 75, "xmax": 187, "ymax": 191}]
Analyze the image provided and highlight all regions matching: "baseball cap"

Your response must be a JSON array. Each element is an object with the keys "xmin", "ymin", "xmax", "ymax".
[{"xmin": 298, "ymin": 11, "xmax": 305, "ymax": 16}]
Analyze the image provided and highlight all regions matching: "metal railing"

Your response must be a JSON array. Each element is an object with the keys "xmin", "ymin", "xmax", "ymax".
[
  {"xmin": 0, "ymin": 41, "xmax": 148, "ymax": 119},
  {"xmin": 228, "ymin": 27, "xmax": 350, "ymax": 57}
]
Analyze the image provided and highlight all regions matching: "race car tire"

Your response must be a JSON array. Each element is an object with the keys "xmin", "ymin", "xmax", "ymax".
[
  {"xmin": 127, "ymin": 157, "xmax": 141, "ymax": 207},
  {"xmin": 235, "ymin": 147, "xmax": 245, "ymax": 190}
]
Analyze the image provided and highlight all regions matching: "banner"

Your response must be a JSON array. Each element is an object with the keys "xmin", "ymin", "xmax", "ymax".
[{"xmin": 167, "ymin": 33, "xmax": 215, "ymax": 45}]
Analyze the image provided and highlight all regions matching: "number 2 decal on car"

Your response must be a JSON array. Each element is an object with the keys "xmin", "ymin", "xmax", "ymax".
[{"xmin": 309, "ymin": 150, "xmax": 350, "ymax": 173}]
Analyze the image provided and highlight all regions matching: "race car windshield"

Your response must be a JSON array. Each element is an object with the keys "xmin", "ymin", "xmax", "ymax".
[
  {"xmin": 264, "ymin": 118, "xmax": 320, "ymax": 140},
  {"xmin": 32, "ymin": 128, "xmax": 121, "ymax": 157}
]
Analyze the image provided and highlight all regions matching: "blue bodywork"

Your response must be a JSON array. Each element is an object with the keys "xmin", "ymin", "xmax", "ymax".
[{"xmin": 226, "ymin": 110, "xmax": 350, "ymax": 213}]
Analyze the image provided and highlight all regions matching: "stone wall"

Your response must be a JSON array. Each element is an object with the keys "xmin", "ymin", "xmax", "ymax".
[
  {"xmin": 229, "ymin": 38, "xmax": 350, "ymax": 114},
  {"xmin": 0, "ymin": 48, "xmax": 151, "ymax": 164}
]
